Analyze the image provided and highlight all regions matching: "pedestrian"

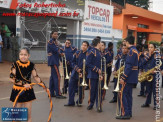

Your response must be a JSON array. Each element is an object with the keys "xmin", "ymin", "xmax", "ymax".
[
  {"xmin": 0, "ymin": 22, "xmax": 11, "ymax": 49},
  {"xmin": 10, "ymin": 47, "xmax": 45, "ymax": 122}
]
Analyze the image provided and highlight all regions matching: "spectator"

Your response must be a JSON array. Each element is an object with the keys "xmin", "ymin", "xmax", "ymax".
[
  {"xmin": 10, "ymin": 34, "xmax": 20, "ymax": 62},
  {"xmin": 0, "ymin": 30, "xmax": 3, "ymax": 63},
  {"xmin": 0, "ymin": 22, "xmax": 11, "ymax": 49}
]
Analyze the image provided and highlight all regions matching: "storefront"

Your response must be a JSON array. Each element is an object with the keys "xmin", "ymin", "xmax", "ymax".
[{"xmin": 113, "ymin": 3, "xmax": 163, "ymax": 44}]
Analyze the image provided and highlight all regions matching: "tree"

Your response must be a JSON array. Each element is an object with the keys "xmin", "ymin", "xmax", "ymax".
[{"xmin": 112, "ymin": 0, "xmax": 149, "ymax": 9}]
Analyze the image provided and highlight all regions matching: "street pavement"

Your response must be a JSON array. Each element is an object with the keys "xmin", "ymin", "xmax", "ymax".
[{"xmin": 0, "ymin": 61, "xmax": 163, "ymax": 122}]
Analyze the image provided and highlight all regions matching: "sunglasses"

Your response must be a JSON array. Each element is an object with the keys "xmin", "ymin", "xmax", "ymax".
[{"xmin": 66, "ymin": 42, "xmax": 71, "ymax": 44}]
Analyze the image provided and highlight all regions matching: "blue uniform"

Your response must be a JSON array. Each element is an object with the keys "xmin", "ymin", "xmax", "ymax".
[
  {"xmin": 86, "ymin": 47, "xmax": 101, "ymax": 108},
  {"xmin": 60, "ymin": 46, "xmax": 77, "ymax": 93},
  {"xmin": 105, "ymin": 48, "xmax": 114, "ymax": 86},
  {"xmin": 112, "ymin": 53, "xmax": 127, "ymax": 101},
  {"xmin": 120, "ymin": 46, "xmax": 139, "ymax": 117},
  {"xmin": 47, "ymin": 38, "xmax": 61, "ymax": 96},
  {"xmin": 68, "ymin": 50, "xmax": 87, "ymax": 105},
  {"xmin": 138, "ymin": 52, "xmax": 147, "ymax": 96},
  {"xmin": 141, "ymin": 52, "xmax": 161, "ymax": 107}
]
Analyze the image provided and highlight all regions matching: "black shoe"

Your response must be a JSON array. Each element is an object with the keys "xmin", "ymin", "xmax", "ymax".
[
  {"xmin": 56, "ymin": 95, "xmax": 67, "ymax": 99},
  {"xmin": 137, "ymin": 94, "xmax": 144, "ymax": 97},
  {"xmin": 97, "ymin": 108, "xmax": 102, "ymax": 113},
  {"xmin": 153, "ymin": 107, "xmax": 156, "ymax": 110},
  {"xmin": 116, "ymin": 115, "xmax": 130, "ymax": 119},
  {"xmin": 141, "ymin": 104, "xmax": 150, "ymax": 107},
  {"xmin": 76, "ymin": 101, "xmax": 82, "ymax": 107},
  {"xmin": 109, "ymin": 99, "xmax": 117, "ymax": 103},
  {"xmin": 87, "ymin": 105, "xmax": 93, "ymax": 110},
  {"xmin": 51, "ymin": 95, "xmax": 56, "ymax": 97},
  {"xmin": 121, "ymin": 115, "xmax": 131, "ymax": 119},
  {"xmin": 130, "ymin": 115, "xmax": 132, "ymax": 118},
  {"xmin": 64, "ymin": 104, "xmax": 75, "ymax": 107}
]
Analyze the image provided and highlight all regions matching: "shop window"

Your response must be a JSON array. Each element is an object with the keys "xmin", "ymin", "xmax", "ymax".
[{"xmin": 138, "ymin": 24, "xmax": 149, "ymax": 29}]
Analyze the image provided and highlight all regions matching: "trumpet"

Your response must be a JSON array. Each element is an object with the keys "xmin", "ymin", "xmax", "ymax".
[
  {"xmin": 80, "ymin": 59, "xmax": 87, "ymax": 86},
  {"xmin": 102, "ymin": 57, "xmax": 108, "ymax": 90},
  {"xmin": 64, "ymin": 54, "xmax": 69, "ymax": 80}
]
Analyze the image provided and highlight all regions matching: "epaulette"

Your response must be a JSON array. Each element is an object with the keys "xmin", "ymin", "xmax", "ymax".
[
  {"xmin": 88, "ymin": 49, "xmax": 96, "ymax": 57},
  {"xmin": 75, "ymin": 50, "xmax": 82, "ymax": 58},
  {"xmin": 71, "ymin": 46, "xmax": 76, "ymax": 51},
  {"xmin": 129, "ymin": 49, "xmax": 139, "ymax": 61}
]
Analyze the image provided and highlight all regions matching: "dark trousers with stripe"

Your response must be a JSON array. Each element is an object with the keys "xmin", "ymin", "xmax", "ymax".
[
  {"xmin": 140, "ymin": 81, "xmax": 147, "ymax": 95},
  {"xmin": 68, "ymin": 77, "xmax": 84, "ymax": 105},
  {"xmin": 107, "ymin": 67, "xmax": 112, "ymax": 86},
  {"xmin": 49, "ymin": 65, "xmax": 61, "ymax": 96},
  {"xmin": 122, "ymin": 83, "xmax": 133, "ymax": 116},
  {"xmin": 88, "ymin": 78, "xmax": 102, "ymax": 108},
  {"xmin": 113, "ymin": 78, "xmax": 118, "ymax": 100},
  {"xmin": 145, "ymin": 80, "xmax": 156, "ymax": 106},
  {"xmin": 64, "ymin": 64, "xmax": 72, "ymax": 93}
]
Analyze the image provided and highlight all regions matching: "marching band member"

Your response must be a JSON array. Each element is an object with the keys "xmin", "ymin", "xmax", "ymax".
[
  {"xmin": 116, "ymin": 36, "xmax": 139, "ymax": 119},
  {"xmin": 60, "ymin": 39, "xmax": 77, "ymax": 94},
  {"xmin": 88, "ymin": 36, "xmax": 101, "ymax": 51},
  {"xmin": 105, "ymin": 42, "xmax": 114, "ymax": 86},
  {"xmin": 137, "ymin": 45, "xmax": 148, "ymax": 97},
  {"xmin": 86, "ymin": 38, "xmax": 103, "ymax": 111},
  {"xmin": 10, "ymin": 47, "xmax": 45, "ymax": 122},
  {"xmin": 47, "ymin": 31, "xmax": 66, "ymax": 99},
  {"xmin": 100, "ymin": 41, "xmax": 107, "ymax": 101},
  {"xmin": 141, "ymin": 43, "xmax": 161, "ymax": 110},
  {"xmin": 109, "ymin": 45, "xmax": 128, "ymax": 103},
  {"xmin": 64, "ymin": 41, "xmax": 89, "ymax": 106}
]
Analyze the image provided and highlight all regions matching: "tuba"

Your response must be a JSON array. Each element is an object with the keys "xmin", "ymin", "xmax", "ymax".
[{"xmin": 138, "ymin": 60, "xmax": 162, "ymax": 82}]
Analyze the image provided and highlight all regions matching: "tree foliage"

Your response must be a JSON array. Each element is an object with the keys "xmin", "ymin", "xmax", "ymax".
[{"xmin": 112, "ymin": 0, "xmax": 149, "ymax": 9}]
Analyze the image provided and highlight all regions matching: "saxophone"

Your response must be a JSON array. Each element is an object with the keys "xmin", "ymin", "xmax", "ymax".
[
  {"xmin": 138, "ymin": 60, "xmax": 162, "ymax": 82},
  {"xmin": 114, "ymin": 65, "xmax": 125, "ymax": 78}
]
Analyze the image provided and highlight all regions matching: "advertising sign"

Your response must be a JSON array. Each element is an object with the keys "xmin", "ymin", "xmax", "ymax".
[{"xmin": 81, "ymin": 0, "xmax": 113, "ymax": 39}]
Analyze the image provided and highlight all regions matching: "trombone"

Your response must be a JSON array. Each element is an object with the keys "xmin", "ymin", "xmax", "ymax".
[
  {"xmin": 62, "ymin": 54, "xmax": 69, "ymax": 94},
  {"xmin": 78, "ymin": 59, "xmax": 87, "ymax": 106},
  {"xmin": 80, "ymin": 59, "xmax": 87, "ymax": 87},
  {"xmin": 64, "ymin": 54, "xmax": 70, "ymax": 80},
  {"xmin": 114, "ymin": 59, "xmax": 124, "ymax": 117},
  {"xmin": 97, "ymin": 57, "xmax": 102, "ymax": 112},
  {"xmin": 102, "ymin": 57, "xmax": 109, "ymax": 90}
]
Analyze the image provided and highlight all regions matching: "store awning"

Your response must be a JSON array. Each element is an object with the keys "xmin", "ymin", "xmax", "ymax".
[{"xmin": 128, "ymin": 25, "xmax": 163, "ymax": 34}]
